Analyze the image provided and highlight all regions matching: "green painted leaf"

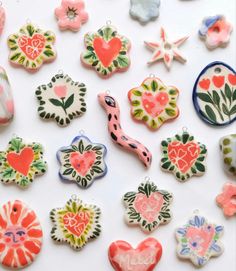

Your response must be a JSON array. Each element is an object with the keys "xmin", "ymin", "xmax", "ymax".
[
  {"xmin": 10, "ymin": 53, "xmax": 21, "ymax": 61},
  {"xmin": 63, "ymin": 168, "xmax": 73, "ymax": 175},
  {"xmin": 229, "ymin": 105, "xmax": 236, "ymax": 115},
  {"xmin": 197, "ymin": 93, "xmax": 213, "ymax": 104},
  {"xmin": 131, "ymin": 100, "xmax": 140, "ymax": 106},
  {"xmin": 78, "ymin": 140, "xmax": 84, "ymax": 154},
  {"xmin": 162, "ymin": 161, "xmax": 171, "ymax": 170},
  {"xmin": 220, "ymin": 90, "xmax": 227, "ymax": 103},
  {"xmin": 65, "ymin": 94, "xmax": 74, "ymax": 109},
  {"xmin": 151, "ymin": 80, "xmax": 158, "ymax": 92},
  {"xmin": 2, "ymin": 168, "xmax": 14, "ymax": 178},
  {"xmin": 134, "ymin": 109, "xmax": 143, "ymax": 117},
  {"xmin": 27, "ymin": 24, "xmax": 35, "ymax": 36},
  {"xmin": 169, "ymin": 89, "xmax": 177, "ymax": 95},
  {"xmin": 92, "ymin": 166, "xmax": 103, "ymax": 174},
  {"xmin": 103, "ymin": 27, "xmax": 113, "ymax": 40},
  {"xmin": 32, "ymin": 161, "xmax": 46, "ymax": 171},
  {"xmin": 10, "ymin": 138, "xmax": 23, "ymax": 152},
  {"xmin": 195, "ymin": 162, "xmax": 205, "ymax": 172},
  {"xmin": 182, "ymin": 132, "xmax": 189, "ymax": 144},
  {"xmin": 233, "ymin": 89, "xmax": 236, "ymax": 100},
  {"xmin": 222, "ymin": 103, "xmax": 230, "ymax": 116},
  {"xmin": 212, "ymin": 90, "xmax": 220, "ymax": 106},
  {"xmin": 132, "ymin": 90, "xmax": 142, "ymax": 96},
  {"xmin": 117, "ymin": 55, "xmax": 129, "ymax": 67},
  {"xmin": 224, "ymin": 83, "xmax": 232, "ymax": 102},
  {"xmin": 49, "ymin": 98, "xmax": 63, "ymax": 107},
  {"xmin": 44, "ymin": 50, "xmax": 54, "ymax": 57},
  {"xmin": 205, "ymin": 105, "xmax": 217, "ymax": 122},
  {"xmin": 160, "ymin": 211, "xmax": 171, "ymax": 219},
  {"xmin": 165, "ymin": 108, "xmax": 176, "ymax": 117}
]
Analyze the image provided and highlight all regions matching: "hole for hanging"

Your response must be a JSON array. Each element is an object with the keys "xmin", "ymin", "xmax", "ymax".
[
  {"xmin": 13, "ymin": 207, "xmax": 17, "ymax": 212},
  {"xmin": 212, "ymin": 26, "xmax": 220, "ymax": 33},
  {"xmin": 144, "ymin": 176, "xmax": 150, "ymax": 182},
  {"xmin": 214, "ymin": 67, "xmax": 222, "ymax": 74},
  {"xmin": 230, "ymin": 195, "xmax": 236, "ymax": 205},
  {"xmin": 164, "ymin": 43, "xmax": 172, "ymax": 50}
]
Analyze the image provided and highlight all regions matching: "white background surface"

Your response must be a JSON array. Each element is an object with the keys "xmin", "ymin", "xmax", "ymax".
[{"xmin": 0, "ymin": 0, "xmax": 235, "ymax": 270}]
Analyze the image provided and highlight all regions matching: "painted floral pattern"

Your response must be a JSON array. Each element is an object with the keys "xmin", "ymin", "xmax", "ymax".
[
  {"xmin": 176, "ymin": 213, "xmax": 224, "ymax": 267},
  {"xmin": 81, "ymin": 24, "xmax": 131, "ymax": 77},
  {"xmin": 128, "ymin": 77, "xmax": 179, "ymax": 130},
  {"xmin": 123, "ymin": 181, "xmax": 173, "ymax": 233},
  {"xmin": 35, "ymin": 73, "xmax": 86, "ymax": 126},
  {"xmin": 57, "ymin": 135, "xmax": 107, "ymax": 188},
  {"xmin": 0, "ymin": 137, "xmax": 47, "ymax": 188},
  {"xmin": 161, "ymin": 131, "xmax": 207, "ymax": 182},
  {"xmin": 7, "ymin": 23, "xmax": 56, "ymax": 71},
  {"xmin": 50, "ymin": 196, "xmax": 101, "ymax": 250},
  {"xmin": 0, "ymin": 200, "xmax": 43, "ymax": 269}
]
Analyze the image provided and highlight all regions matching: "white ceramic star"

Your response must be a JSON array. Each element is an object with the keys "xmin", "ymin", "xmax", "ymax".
[{"xmin": 145, "ymin": 28, "xmax": 188, "ymax": 69}]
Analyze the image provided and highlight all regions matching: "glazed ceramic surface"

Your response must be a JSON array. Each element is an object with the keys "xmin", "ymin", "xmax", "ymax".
[{"xmin": 0, "ymin": 6, "xmax": 5, "ymax": 35}]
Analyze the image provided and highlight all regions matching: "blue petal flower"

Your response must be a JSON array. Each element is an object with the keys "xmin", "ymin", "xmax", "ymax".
[
  {"xmin": 215, "ymin": 225, "xmax": 224, "ymax": 233},
  {"xmin": 211, "ymin": 243, "xmax": 222, "ymax": 253},
  {"xmin": 180, "ymin": 247, "xmax": 190, "ymax": 255},
  {"xmin": 177, "ymin": 228, "xmax": 186, "ymax": 235},
  {"xmin": 194, "ymin": 215, "xmax": 201, "ymax": 227},
  {"xmin": 198, "ymin": 257, "xmax": 205, "ymax": 266}
]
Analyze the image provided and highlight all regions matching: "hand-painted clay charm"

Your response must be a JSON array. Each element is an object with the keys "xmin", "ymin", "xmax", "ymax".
[
  {"xmin": 0, "ymin": 4, "xmax": 5, "ymax": 35},
  {"xmin": 145, "ymin": 28, "xmax": 188, "ymax": 69},
  {"xmin": 50, "ymin": 196, "xmax": 101, "ymax": 250},
  {"xmin": 35, "ymin": 73, "xmax": 86, "ymax": 126},
  {"xmin": 130, "ymin": 0, "xmax": 160, "ymax": 24},
  {"xmin": 81, "ymin": 23, "xmax": 131, "ymax": 78},
  {"xmin": 0, "ymin": 137, "xmax": 47, "ymax": 188},
  {"xmin": 123, "ymin": 180, "xmax": 173, "ymax": 233},
  {"xmin": 109, "ymin": 238, "xmax": 162, "ymax": 271},
  {"xmin": 57, "ymin": 135, "xmax": 107, "ymax": 188},
  {"xmin": 199, "ymin": 15, "xmax": 233, "ymax": 50},
  {"xmin": 128, "ymin": 76, "xmax": 179, "ymax": 130},
  {"xmin": 193, "ymin": 62, "xmax": 236, "ymax": 126},
  {"xmin": 98, "ymin": 93, "xmax": 152, "ymax": 168},
  {"xmin": 160, "ymin": 130, "xmax": 207, "ymax": 182},
  {"xmin": 7, "ymin": 23, "xmax": 56, "ymax": 71},
  {"xmin": 0, "ymin": 200, "xmax": 43, "ymax": 269},
  {"xmin": 220, "ymin": 134, "xmax": 236, "ymax": 177},
  {"xmin": 55, "ymin": 0, "xmax": 88, "ymax": 32},
  {"xmin": 216, "ymin": 182, "xmax": 236, "ymax": 217},
  {"xmin": 176, "ymin": 212, "xmax": 224, "ymax": 267},
  {"xmin": 0, "ymin": 67, "xmax": 14, "ymax": 126}
]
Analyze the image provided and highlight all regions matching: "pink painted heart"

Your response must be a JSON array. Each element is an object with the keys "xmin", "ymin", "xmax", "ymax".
[
  {"xmin": 70, "ymin": 151, "xmax": 96, "ymax": 176},
  {"xmin": 63, "ymin": 211, "xmax": 90, "ymax": 237},
  {"xmin": 134, "ymin": 192, "xmax": 164, "ymax": 223},
  {"xmin": 142, "ymin": 92, "xmax": 169, "ymax": 118},
  {"xmin": 109, "ymin": 238, "xmax": 162, "ymax": 271}
]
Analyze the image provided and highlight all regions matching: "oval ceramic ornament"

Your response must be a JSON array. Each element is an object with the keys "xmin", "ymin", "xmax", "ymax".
[
  {"xmin": 7, "ymin": 23, "xmax": 56, "ymax": 72},
  {"xmin": 193, "ymin": 61, "xmax": 236, "ymax": 126},
  {"xmin": 176, "ymin": 212, "xmax": 224, "ymax": 267},
  {"xmin": 0, "ymin": 4, "xmax": 5, "ymax": 35},
  {"xmin": 57, "ymin": 135, "xmax": 107, "ymax": 188},
  {"xmin": 0, "ymin": 67, "xmax": 14, "ymax": 126},
  {"xmin": 81, "ymin": 23, "xmax": 131, "ymax": 78},
  {"xmin": 220, "ymin": 134, "xmax": 236, "ymax": 177},
  {"xmin": 0, "ymin": 200, "xmax": 43, "ymax": 269},
  {"xmin": 160, "ymin": 130, "xmax": 207, "ymax": 182},
  {"xmin": 0, "ymin": 137, "xmax": 47, "ymax": 188},
  {"xmin": 123, "ymin": 180, "xmax": 173, "ymax": 233},
  {"xmin": 35, "ymin": 73, "xmax": 86, "ymax": 126},
  {"xmin": 109, "ymin": 238, "xmax": 162, "ymax": 271},
  {"xmin": 128, "ymin": 76, "xmax": 179, "ymax": 130},
  {"xmin": 50, "ymin": 196, "xmax": 101, "ymax": 250}
]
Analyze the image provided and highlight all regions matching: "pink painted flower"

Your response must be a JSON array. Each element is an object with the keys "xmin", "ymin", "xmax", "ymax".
[
  {"xmin": 55, "ymin": 0, "xmax": 88, "ymax": 32},
  {"xmin": 54, "ymin": 85, "xmax": 67, "ymax": 98},
  {"xmin": 156, "ymin": 92, "xmax": 169, "ymax": 106}
]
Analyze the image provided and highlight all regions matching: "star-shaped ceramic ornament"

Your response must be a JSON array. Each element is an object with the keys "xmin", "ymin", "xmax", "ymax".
[
  {"xmin": 57, "ymin": 135, "xmax": 107, "ymax": 188},
  {"xmin": 35, "ymin": 73, "xmax": 86, "ymax": 126},
  {"xmin": 0, "ymin": 137, "xmax": 47, "ymax": 188},
  {"xmin": 145, "ymin": 28, "xmax": 188, "ymax": 69}
]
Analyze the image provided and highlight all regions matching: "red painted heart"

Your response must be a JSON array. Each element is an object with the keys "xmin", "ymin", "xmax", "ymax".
[
  {"xmin": 93, "ymin": 37, "xmax": 122, "ymax": 68},
  {"xmin": 70, "ymin": 151, "xmax": 96, "ymax": 176},
  {"xmin": 198, "ymin": 78, "xmax": 210, "ymax": 90},
  {"xmin": 63, "ymin": 211, "xmax": 90, "ymax": 237},
  {"xmin": 109, "ymin": 238, "xmax": 162, "ymax": 271},
  {"xmin": 18, "ymin": 34, "xmax": 46, "ymax": 60},
  {"xmin": 168, "ymin": 141, "xmax": 200, "ymax": 173},
  {"xmin": 7, "ymin": 147, "xmax": 34, "ymax": 176}
]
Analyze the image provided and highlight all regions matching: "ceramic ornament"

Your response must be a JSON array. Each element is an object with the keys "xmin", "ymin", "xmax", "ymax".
[
  {"xmin": 220, "ymin": 134, "xmax": 236, "ymax": 177},
  {"xmin": 0, "ymin": 137, "xmax": 47, "ymax": 188},
  {"xmin": 55, "ymin": 0, "xmax": 88, "ymax": 32},
  {"xmin": 193, "ymin": 61, "xmax": 236, "ymax": 126},
  {"xmin": 145, "ymin": 28, "xmax": 188, "ymax": 69},
  {"xmin": 7, "ymin": 23, "xmax": 56, "ymax": 71},
  {"xmin": 50, "ymin": 195, "xmax": 101, "ymax": 250},
  {"xmin": 0, "ymin": 67, "xmax": 14, "ymax": 126},
  {"xmin": 199, "ymin": 15, "xmax": 233, "ymax": 50},
  {"xmin": 123, "ymin": 180, "xmax": 173, "ymax": 233},
  {"xmin": 160, "ymin": 130, "xmax": 207, "ymax": 182},
  {"xmin": 108, "ymin": 238, "xmax": 162, "ymax": 271},
  {"xmin": 0, "ymin": 3, "xmax": 5, "ymax": 35},
  {"xmin": 0, "ymin": 200, "xmax": 43, "ymax": 269},
  {"xmin": 216, "ymin": 182, "xmax": 236, "ymax": 217},
  {"xmin": 81, "ymin": 22, "xmax": 131, "ymax": 78},
  {"xmin": 35, "ymin": 73, "xmax": 86, "ymax": 126},
  {"xmin": 130, "ymin": 0, "xmax": 160, "ymax": 24},
  {"xmin": 57, "ymin": 135, "xmax": 107, "ymax": 188},
  {"xmin": 98, "ymin": 92, "xmax": 152, "ymax": 168},
  {"xmin": 128, "ymin": 76, "xmax": 179, "ymax": 130},
  {"xmin": 176, "ymin": 212, "xmax": 224, "ymax": 267}
]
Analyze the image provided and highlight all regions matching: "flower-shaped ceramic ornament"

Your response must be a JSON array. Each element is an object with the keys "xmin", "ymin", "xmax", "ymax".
[
  {"xmin": 55, "ymin": 0, "xmax": 88, "ymax": 32},
  {"xmin": 7, "ymin": 23, "xmax": 56, "ymax": 71},
  {"xmin": 160, "ymin": 130, "xmax": 207, "ymax": 182},
  {"xmin": 81, "ymin": 23, "xmax": 131, "ymax": 78},
  {"xmin": 199, "ymin": 15, "xmax": 233, "ymax": 49},
  {"xmin": 35, "ymin": 73, "xmax": 86, "ymax": 126},
  {"xmin": 0, "ymin": 137, "xmax": 47, "ymax": 188},
  {"xmin": 128, "ymin": 76, "xmax": 179, "ymax": 130},
  {"xmin": 50, "ymin": 196, "xmax": 101, "ymax": 250},
  {"xmin": 130, "ymin": 0, "xmax": 160, "ymax": 24},
  {"xmin": 57, "ymin": 135, "xmax": 107, "ymax": 188},
  {"xmin": 176, "ymin": 212, "xmax": 224, "ymax": 267}
]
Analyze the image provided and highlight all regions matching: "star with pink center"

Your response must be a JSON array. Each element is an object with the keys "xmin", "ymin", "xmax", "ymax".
[{"xmin": 145, "ymin": 28, "xmax": 188, "ymax": 69}]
